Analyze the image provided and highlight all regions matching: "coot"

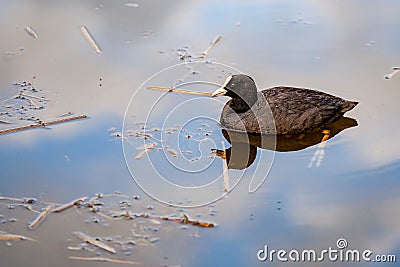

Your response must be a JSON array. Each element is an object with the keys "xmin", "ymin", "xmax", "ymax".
[{"xmin": 212, "ymin": 74, "xmax": 358, "ymax": 135}]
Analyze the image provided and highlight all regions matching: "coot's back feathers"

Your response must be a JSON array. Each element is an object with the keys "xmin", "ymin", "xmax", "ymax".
[{"xmin": 264, "ymin": 86, "xmax": 358, "ymax": 134}]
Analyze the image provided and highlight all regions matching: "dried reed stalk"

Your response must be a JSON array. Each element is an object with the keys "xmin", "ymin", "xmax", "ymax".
[
  {"xmin": 199, "ymin": 35, "xmax": 222, "ymax": 58},
  {"xmin": 74, "ymin": 232, "xmax": 116, "ymax": 254},
  {"xmin": 0, "ymin": 115, "xmax": 87, "ymax": 135},
  {"xmin": 28, "ymin": 204, "xmax": 53, "ymax": 230},
  {"xmin": 148, "ymin": 87, "xmax": 212, "ymax": 97},
  {"xmin": 53, "ymin": 196, "xmax": 88, "ymax": 213},
  {"xmin": 0, "ymin": 232, "xmax": 37, "ymax": 242},
  {"xmin": 69, "ymin": 256, "xmax": 142, "ymax": 265}
]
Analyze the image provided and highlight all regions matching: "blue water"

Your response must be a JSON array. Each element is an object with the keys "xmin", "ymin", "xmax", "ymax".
[{"xmin": 1, "ymin": 1, "xmax": 399, "ymax": 266}]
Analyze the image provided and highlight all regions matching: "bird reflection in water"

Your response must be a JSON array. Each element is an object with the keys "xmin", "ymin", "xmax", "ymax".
[{"xmin": 214, "ymin": 116, "xmax": 358, "ymax": 170}]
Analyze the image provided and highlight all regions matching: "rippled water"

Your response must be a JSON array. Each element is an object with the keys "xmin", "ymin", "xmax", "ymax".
[{"xmin": 1, "ymin": 1, "xmax": 399, "ymax": 266}]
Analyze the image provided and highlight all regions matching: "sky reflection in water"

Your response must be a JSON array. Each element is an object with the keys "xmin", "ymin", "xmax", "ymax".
[{"xmin": 0, "ymin": 0, "xmax": 400, "ymax": 266}]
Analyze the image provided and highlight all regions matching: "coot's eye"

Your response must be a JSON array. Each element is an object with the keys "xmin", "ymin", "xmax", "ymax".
[{"xmin": 230, "ymin": 83, "xmax": 235, "ymax": 88}]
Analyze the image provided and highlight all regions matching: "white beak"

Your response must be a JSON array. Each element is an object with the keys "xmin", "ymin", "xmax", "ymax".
[
  {"xmin": 212, "ymin": 75, "xmax": 232, "ymax": 97},
  {"xmin": 211, "ymin": 87, "xmax": 228, "ymax": 97}
]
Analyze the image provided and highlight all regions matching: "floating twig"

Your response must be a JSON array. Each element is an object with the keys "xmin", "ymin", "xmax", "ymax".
[
  {"xmin": 69, "ymin": 256, "xmax": 142, "ymax": 265},
  {"xmin": 106, "ymin": 210, "xmax": 215, "ymax": 228},
  {"xmin": 21, "ymin": 204, "xmax": 40, "ymax": 213},
  {"xmin": 1, "ymin": 94, "xmax": 18, "ymax": 103},
  {"xmin": 0, "ymin": 196, "xmax": 23, "ymax": 201},
  {"xmin": 79, "ymin": 25, "xmax": 102, "ymax": 54},
  {"xmin": 0, "ymin": 123, "xmax": 42, "ymax": 135},
  {"xmin": 96, "ymin": 212, "xmax": 115, "ymax": 220},
  {"xmin": 385, "ymin": 67, "xmax": 400, "ymax": 79},
  {"xmin": 73, "ymin": 232, "xmax": 116, "ymax": 254},
  {"xmin": 172, "ymin": 214, "xmax": 215, "ymax": 228},
  {"xmin": 67, "ymin": 246, "xmax": 95, "ymax": 251},
  {"xmin": 385, "ymin": 67, "xmax": 400, "ymax": 80},
  {"xmin": 19, "ymin": 92, "xmax": 49, "ymax": 101},
  {"xmin": 0, "ymin": 196, "xmax": 60, "ymax": 206},
  {"xmin": 0, "ymin": 114, "xmax": 88, "ymax": 135},
  {"xmin": 0, "ymin": 232, "xmax": 37, "ymax": 242},
  {"xmin": 166, "ymin": 148, "xmax": 178, "ymax": 157},
  {"xmin": 148, "ymin": 87, "xmax": 212, "ymax": 97},
  {"xmin": 161, "ymin": 214, "xmax": 215, "ymax": 228},
  {"xmin": 42, "ymin": 115, "xmax": 88, "ymax": 126},
  {"xmin": 53, "ymin": 196, "xmax": 88, "ymax": 213},
  {"xmin": 0, "ymin": 119, "xmax": 12, "ymax": 124},
  {"xmin": 28, "ymin": 204, "xmax": 53, "ymax": 230},
  {"xmin": 26, "ymin": 98, "xmax": 43, "ymax": 110},
  {"xmin": 199, "ymin": 35, "xmax": 222, "ymax": 59},
  {"xmin": 24, "ymin": 26, "xmax": 39, "ymax": 39},
  {"xmin": 135, "ymin": 143, "xmax": 157, "ymax": 160},
  {"xmin": 59, "ymin": 111, "xmax": 73, "ymax": 117}
]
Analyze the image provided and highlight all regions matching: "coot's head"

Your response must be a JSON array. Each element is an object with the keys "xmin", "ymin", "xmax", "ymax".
[{"xmin": 212, "ymin": 74, "xmax": 258, "ymax": 112}]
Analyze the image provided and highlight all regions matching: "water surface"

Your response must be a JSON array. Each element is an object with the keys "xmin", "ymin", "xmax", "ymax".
[{"xmin": 1, "ymin": 1, "xmax": 399, "ymax": 266}]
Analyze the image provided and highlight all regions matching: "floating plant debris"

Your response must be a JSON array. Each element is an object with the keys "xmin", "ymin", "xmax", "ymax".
[
  {"xmin": 69, "ymin": 256, "xmax": 143, "ymax": 265},
  {"xmin": 35, "ymin": 115, "xmax": 88, "ymax": 126},
  {"xmin": 24, "ymin": 26, "xmax": 39, "ymax": 39},
  {"xmin": 26, "ymin": 98, "xmax": 43, "ymax": 109},
  {"xmin": 365, "ymin": 40, "xmax": 376, "ymax": 46},
  {"xmin": 199, "ymin": 35, "xmax": 222, "ymax": 59},
  {"xmin": 59, "ymin": 111, "xmax": 73, "ymax": 117},
  {"xmin": 111, "ymin": 132, "xmax": 123, "ymax": 138},
  {"xmin": 148, "ymin": 219, "xmax": 161, "ymax": 225},
  {"xmin": 174, "ymin": 47, "xmax": 191, "ymax": 60},
  {"xmin": 0, "ymin": 196, "xmax": 23, "ymax": 201},
  {"xmin": 125, "ymin": 2, "xmax": 139, "ymax": 8},
  {"xmin": 0, "ymin": 114, "xmax": 88, "ymax": 135},
  {"xmin": 67, "ymin": 245, "xmax": 95, "ymax": 251},
  {"xmin": 385, "ymin": 67, "xmax": 400, "ymax": 80},
  {"xmin": 0, "ymin": 119, "xmax": 12, "ymax": 124},
  {"xmin": 135, "ymin": 143, "xmax": 157, "ymax": 160},
  {"xmin": 147, "ymin": 87, "xmax": 212, "ymax": 97},
  {"xmin": 28, "ymin": 204, "xmax": 53, "ymax": 230},
  {"xmin": 21, "ymin": 204, "xmax": 38, "ymax": 213},
  {"xmin": 79, "ymin": 25, "xmax": 102, "ymax": 54},
  {"xmin": 73, "ymin": 232, "xmax": 116, "ymax": 253},
  {"xmin": 1, "ymin": 192, "xmax": 216, "ymax": 266},
  {"xmin": 124, "ymin": 119, "xmax": 223, "ymax": 165},
  {"xmin": 53, "ymin": 196, "xmax": 88, "ymax": 213},
  {"xmin": 1, "ymin": 80, "xmax": 49, "ymax": 124},
  {"xmin": 19, "ymin": 92, "xmax": 49, "ymax": 101},
  {"xmin": 0, "ymin": 232, "xmax": 37, "ymax": 242},
  {"xmin": 0, "ymin": 80, "xmax": 86, "ymax": 135},
  {"xmin": 22, "ymin": 197, "xmax": 37, "ymax": 203},
  {"xmin": 166, "ymin": 148, "xmax": 178, "ymax": 157},
  {"xmin": 172, "ymin": 214, "xmax": 215, "ymax": 228}
]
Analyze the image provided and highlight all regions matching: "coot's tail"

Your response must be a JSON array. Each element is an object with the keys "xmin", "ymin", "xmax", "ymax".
[{"xmin": 341, "ymin": 101, "xmax": 358, "ymax": 113}]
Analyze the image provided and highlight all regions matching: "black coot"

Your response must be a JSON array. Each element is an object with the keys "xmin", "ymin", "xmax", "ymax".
[{"xmin": 212, "ymin": 74, "xmax": 358, "ymax": 135}]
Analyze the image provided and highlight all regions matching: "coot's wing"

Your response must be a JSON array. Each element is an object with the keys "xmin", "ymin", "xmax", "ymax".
[{"xmin": 263, "ymin": 86, "xmax": 357, "ymax": 134}]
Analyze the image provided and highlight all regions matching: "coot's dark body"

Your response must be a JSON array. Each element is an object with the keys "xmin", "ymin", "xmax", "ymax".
[{"xmin": 212, "ymin": 75, "xmax": 358, "ymax": 135}]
